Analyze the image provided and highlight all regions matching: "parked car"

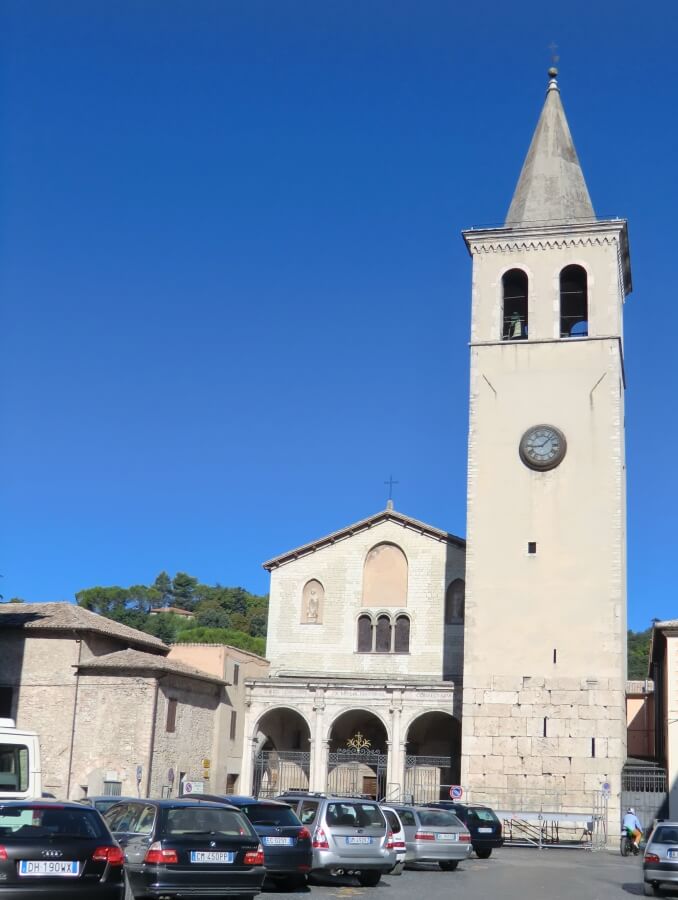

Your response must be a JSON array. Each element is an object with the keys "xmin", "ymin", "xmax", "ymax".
[
  {"xmin": 643, "ymin": 820, "xmax": 678, "ymax": 896},
  {"xmin": 0, "ymin": 798, "xmax": 124, "ymax": 898},
  {"xmin": 183, "ymin": 794, "xmax": 312, "ymax": 890},
  {"xmin": 390, "ymin": 804, "xmax": 471, "ymax": 870},
  {"xmin": 276, "ymin": 792, "xmax": 397, "ymax": 886},
  {"xmin": 425, "ymin": 801, "xmax": 503, "ymax": 858},
  {"xmin": 379, "ymin": 805, "xmax": 406, "ymax": 875},
  {"xmin": 104, "ymin": 798, "xmax": 265, "ymax": 899},
  {"xmin": 81, "ymin": 797, "xmax": 139, "ymax": 816}
]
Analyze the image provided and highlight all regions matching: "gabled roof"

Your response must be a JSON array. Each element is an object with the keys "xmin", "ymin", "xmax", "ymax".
[
  {"xmin": 506, "ymin": 69, "xmax": 595, "ymax": 227},
  {"xmin": 0, "ymin": 602, "xmax": 167, "ymax": 654},
  {"xmin": 263, "ymin": 506, "xmax": 465, "ymax": 571},
  {"xmin": 76, "ymin": 648, "xmax": 226, "ymax": 686}
]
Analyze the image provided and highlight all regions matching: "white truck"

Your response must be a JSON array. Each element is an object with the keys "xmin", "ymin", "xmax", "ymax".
[{"xmin": 0, "ymin": 718, "xmax": 42, "ymax": 799}]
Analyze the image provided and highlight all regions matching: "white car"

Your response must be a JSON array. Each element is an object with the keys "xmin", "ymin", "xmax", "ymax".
[{"xmin": 380, "ymin": 805, "xmax": 406, "ymax": 875}]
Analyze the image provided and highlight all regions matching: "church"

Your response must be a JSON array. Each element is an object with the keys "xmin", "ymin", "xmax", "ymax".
[{"xmin": 241, "ymin": 68, "xmax": 629, "ymax": 833}]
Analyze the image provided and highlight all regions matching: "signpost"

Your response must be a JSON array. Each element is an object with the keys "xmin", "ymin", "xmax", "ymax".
[
  {"xmin": 182, "ymin": 781, "xmax": 204, "ymax": 795},
  {"xmin": 449, "ymin": 785, "xmax": 464, "ymax": 800}
]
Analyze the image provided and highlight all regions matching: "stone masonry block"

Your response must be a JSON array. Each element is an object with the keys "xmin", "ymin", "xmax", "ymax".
[
  {"xmin": 464, "ymin": 736, "xmax": 493, "ymax": 756},
  {"xmin": 492, "ymin": 736, "xmax": 519, "ymax": 755},
  {"xmin": 545, "ymin": 677, "xmax": 584, "ymax": 691},
  {"xmin": 526, "ymin": 717, "xmax": 547, "ymax": 737},
  {"xmin": 497, "ymin": 717, "xmax": 526, "ymax": 736},
  {"xmin": 492, "ymin": 675, "xmax": 523, "ymax": 692},
  {"xmin": 517, "ymin": 689, "xmax": 550, "ymax": 704},
  {"xmin": 474, "ymin": 717, "xmax": 500, "ymax": 737},
  {"xmin": 511, "ymin": 704, "xmax": 534, "ymax": 718},
  {"xmin": 475, "ymin": 703, "xmax": 512, "ymax": 718},
  {"xmin": 469, "ymin": 755, "xmax": 487, "ymax": 775},
  {"xmin": 521, "ymin": 676, "xmax": 545, "ymax": 688},
  {"xmin": 530, "ymin": 737, "xmax": 560, "ymax": 756},
  {"xmin": 551, "ymin": 691, "xmax": 586, "ymax": 706},
  {"xmin": 483, "ymin": 755, "xmax": 506, "ymax": 774},
  {"xmin": 577, "ymin": 705, "xmax": 608, "ymax": 720},
  {"xmin": 517, "ymin": 737, "xmax": 532, "ymax": 757},
  {"xmin": 483, "ymin": 691, "xmax": 519, "ymax": 705},
  {"xmin": 570, "ymin": 757, "xmax": 613, "ymax": 775},
  {"xmin": 540, "ymin": 756, "xmax": 571, "ymax": 775}
]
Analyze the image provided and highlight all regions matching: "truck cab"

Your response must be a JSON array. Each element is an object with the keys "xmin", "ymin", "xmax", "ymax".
[{"xmin": 0, "ymin": 718, "xmax": 42, "ymax": 800}]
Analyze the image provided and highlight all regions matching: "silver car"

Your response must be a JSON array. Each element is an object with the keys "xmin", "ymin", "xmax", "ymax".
[
  {"xmin": 277, "ymin": 793, "xmax": 397, "ymax": 886},
  {"xmin": 391, "ymin": 805, "xmax": 472, "ymax": 870},
  {"xmin": 643, "ymin": 821, "xmax": 678, "ymax": 895}
]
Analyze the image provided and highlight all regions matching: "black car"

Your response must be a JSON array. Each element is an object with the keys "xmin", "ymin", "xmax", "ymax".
[
  {"xmin": 188, "ymin": 795, "xmax": 312, "ymax": 890},
  {"xmin": 425, "ymin": 802, "xmax": 503, "ymax": 858},
  {"xmin": 104, "ymin": 798, "xmax": 265, "ymax": 899},
  {"xmin": 0, "ymin": 798, "xmax": 124, "ymax": 899}
]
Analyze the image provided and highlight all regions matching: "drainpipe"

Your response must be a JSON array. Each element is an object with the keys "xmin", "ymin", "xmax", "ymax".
[{"xmin": 65, "ymin": 637, "xmax": 82, "ymax": 799}]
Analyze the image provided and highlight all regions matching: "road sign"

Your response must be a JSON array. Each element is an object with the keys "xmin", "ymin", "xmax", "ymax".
[
  {"xmin": 449, "ymin": 785, "xmax": 464, "ymax": 800},
  {"xmin": 182, "ymin": 781, "xmax": 204, "ymax": 795}
]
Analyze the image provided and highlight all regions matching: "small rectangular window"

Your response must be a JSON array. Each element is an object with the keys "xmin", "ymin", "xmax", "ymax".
[
  {"xmin": 591, "ymin": 738, "xmax": 596, "ymax": 758},
  {"xmin": 543, "ymin": 717, "xmax": 547, "ymax": 738},
  {"xmin": 528, "ymin": 542, "xmax": 537, "ymax": 555},
  {"xmin": 103, "ymin": 780, "xmax": 122, "ymax": 797},
  {"xmin": 0, "ymin": 687, "xmax": 13, "ymax": 718},
  {"xmin": 230, "ymin": 709, "xmax": 237, "ymax": 741},
  {"xmin": 553, "ymin": 649, "xmax": 557, "ymax": 664},
  {"xmin": 233, "ymin": 663, "xmax": 240, "ymax": 686},
  {"xmin": 166, "ymin": 698, "xmax": 177, "ymax": 733}
]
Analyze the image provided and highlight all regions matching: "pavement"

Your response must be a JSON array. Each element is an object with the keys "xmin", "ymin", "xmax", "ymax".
[{"xmin": 264, "ymin": 847, "xmax": 674, "ymax": 899}]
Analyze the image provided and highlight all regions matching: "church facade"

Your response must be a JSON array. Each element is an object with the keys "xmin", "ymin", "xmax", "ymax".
[
  {"xmin": 240, "ymin": 507, "xmax": 466, "ymax": 802},
  {"xmin": 242, "ymin": 69, "xmax": 630, "ymax": 831}
]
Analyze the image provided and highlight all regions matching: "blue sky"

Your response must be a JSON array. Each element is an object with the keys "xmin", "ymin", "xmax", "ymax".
[{"xmin": 1, "ymin": 1, "xmax": 675, "ymax": 631}]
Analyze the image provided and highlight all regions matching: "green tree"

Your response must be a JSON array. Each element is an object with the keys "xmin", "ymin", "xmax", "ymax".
[
  {"xmin": 153, "ymin": 572, "xmax": 173, "ymax": 608},
  {"xmin": 76, "ymin": 586, "xmax": 129, "ymax": 617},
  {"xmin": 174, "ymin": 625, "xmax": 265, "ymax": 656},
  {"xmin": 171, "ymin": 572, "xmax": 198, "ymax": 610},
  {"xmin": 628, "ymin": 627, "xmax": 653, "ymax": 680}
]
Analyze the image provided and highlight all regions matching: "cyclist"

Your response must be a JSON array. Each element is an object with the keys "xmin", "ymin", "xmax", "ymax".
[{"xmin": 622, "ymin": 807, "xmax": 643, "ymax": 853}]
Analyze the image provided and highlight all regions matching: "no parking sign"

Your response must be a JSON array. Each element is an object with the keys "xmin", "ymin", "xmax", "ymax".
[{"xmin": 449, "ymin": 785, "xmax": 464, "ymax": 800}]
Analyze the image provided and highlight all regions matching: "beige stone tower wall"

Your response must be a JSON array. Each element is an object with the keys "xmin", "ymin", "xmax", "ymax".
[{"xmin": 460, "ymin": 222, "xmax": 629, "ymax": 828}]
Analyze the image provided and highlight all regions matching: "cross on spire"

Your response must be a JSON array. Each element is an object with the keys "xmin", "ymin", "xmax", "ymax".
[{"xmin": 384, "ymin": 475, "xmax": 399, "ymax": 505}]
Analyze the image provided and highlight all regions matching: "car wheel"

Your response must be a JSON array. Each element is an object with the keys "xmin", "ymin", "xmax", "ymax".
[
  {"xmin": 357, "ymin": 871, "xmax": 382, "ymax": 886},
  {"xmin": 475, "ymin": 848, "xmax": 492, "ymax": 859},
  {"xmin": 439, "ymin": 860, "xmax": 459, "ymax": 871}
]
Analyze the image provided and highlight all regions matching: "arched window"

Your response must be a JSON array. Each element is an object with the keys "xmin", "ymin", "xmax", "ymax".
[
  {"xmin": 357, "ymin": 615, "xmax": 373, "ymax": 653},
  {"xmin": 502, "ymin": 269, "xmax": 528, "ymax": 340},
  {"xmin": 375, "ymin": 615, "xmax": 392, "ymax": 653},
  {"xmin": 445, "ymin": 579, "xmax": 465, "ymax": 624},
  {"xmin": 394, "ymin": 615, "xmax": 410, "ymax": 653},
  {"xmin": 362, "ymin": 543, "xmax": 408, "ymax": 607},
  {"xmin": 560, "ymin": 265, "xmax": 588, "ymax": 337}
]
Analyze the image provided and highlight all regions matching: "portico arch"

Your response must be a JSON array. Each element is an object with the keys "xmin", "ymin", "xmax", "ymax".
[
  {"xmin": 251, "ymin": 707, "xmax": 311, "ymax": 797},
  {"xmin": 404, "ymin": 711, "xmax": 460, "ymax": 803},
  {"xmin": 326, "ymin": 709, "xmax": 389, "ymax": 799}
]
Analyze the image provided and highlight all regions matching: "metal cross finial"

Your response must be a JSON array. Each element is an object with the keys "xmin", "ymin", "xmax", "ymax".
[
  {"xmin": 384, "ymin": 475, "xmax": 399, "ymax": 502},
  {"xmin": 548, "ymin": 41, "xmax": 560, "ymax": 66}
]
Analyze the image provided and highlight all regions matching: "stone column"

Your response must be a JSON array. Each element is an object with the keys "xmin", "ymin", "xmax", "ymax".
[
  {"xmin": 386, "ymin": 694, "xmax": 403, "ymax": 799},
  {"xmin": 240, "ymin": 735, "xmax": 257, "ymax": 796},
  {"xmin": 310, "ymin": 690, "xmax": 326, "ymax": 791}
]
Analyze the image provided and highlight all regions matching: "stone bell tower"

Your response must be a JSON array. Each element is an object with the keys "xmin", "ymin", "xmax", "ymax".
[{"xmin": 459, "ymin": 69, "xmax": 631, "ymax": 828}]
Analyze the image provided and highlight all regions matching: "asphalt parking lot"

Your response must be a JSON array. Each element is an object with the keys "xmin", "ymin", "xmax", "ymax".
[{"xmin": 264, "ymin": 848, "xmax": 673, "ymax": 900}]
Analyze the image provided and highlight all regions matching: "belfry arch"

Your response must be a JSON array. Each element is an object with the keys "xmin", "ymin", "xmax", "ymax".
[
  {"xmin": 404, "ymin": 711, "xmax": 460, "ymax": 803},
  {"xmin": 251, "ymin": 707, "xmax": 311, "ymax": 798},
  {"xmin": 326, "ymin": 709, "xmax": 389, "ymax": 799}
]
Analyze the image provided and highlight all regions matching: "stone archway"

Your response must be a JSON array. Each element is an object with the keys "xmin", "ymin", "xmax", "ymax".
[
  {"xmin": 404, "ymin": 711, "xmax": 460, "ymax": 803},
  {"xmin": 252, "ymin": 707, "xmax": 312, "ymax": 798},
  {"xmin": 326, "ymin": 709, "xmax": 389, "ymax": 799}
]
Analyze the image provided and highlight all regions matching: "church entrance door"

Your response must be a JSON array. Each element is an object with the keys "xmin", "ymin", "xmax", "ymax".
[{"xmin": 326, "ymin": 709, "xmax": 389, "ymax": 799}]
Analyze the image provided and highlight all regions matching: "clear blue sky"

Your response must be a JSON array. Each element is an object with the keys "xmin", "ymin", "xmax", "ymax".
[{"xmin": 1, "ymin": 1, "xmax": 675, "ymax": 632}]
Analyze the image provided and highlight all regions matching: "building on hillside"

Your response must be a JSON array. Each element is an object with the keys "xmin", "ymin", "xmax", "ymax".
[
  {"xmin": 0, "ymin": 603, "xmax": 225, "ymax": 799},
  {"xmin": 168, "ymin": 643, "xmax": 269, "ymax": 794},
  {"xmin": 149, "ymin": 607, "xmax": 195, "ymax": 620},
  {"xmin": 240, "ymin": 505, "xmax": 466, "ymax": 800}
]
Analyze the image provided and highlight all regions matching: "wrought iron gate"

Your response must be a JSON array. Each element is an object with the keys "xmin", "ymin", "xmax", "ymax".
[
  {"xmin": 404, "ymin": 755, "xmax": 453, "ymax": 803},
  {"xmin": 622, "ymin": 764, "xmax": 668, "ymax": 830},
  {"xmin": 252, "ymin": 751, "xmax": 310, "ymax": 798},
  {"xmin": 326, "ymin": 749, "xmax": 387, "ymax": 798}
]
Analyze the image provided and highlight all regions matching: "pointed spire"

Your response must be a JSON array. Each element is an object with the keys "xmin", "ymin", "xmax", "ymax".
[{"xmin": 505, "ymin": 69, "xmax": 595, "ymax": 227}]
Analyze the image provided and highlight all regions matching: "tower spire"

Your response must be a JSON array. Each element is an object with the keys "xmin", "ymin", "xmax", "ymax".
[{"xmin": 505, "ymin": 69, "xmax": 595, "ymax": 226}]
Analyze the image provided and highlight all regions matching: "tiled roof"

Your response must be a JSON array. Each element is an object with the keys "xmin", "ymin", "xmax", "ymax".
[
  {"xmin": 76, "ymin": 649, "xmax": 226, "ymax": 686},
  {"xmin": 263, "ymin": 507, "xmax": 465, "ymax": 570},
  {"xmin": 0, "ymin": 602, "xmax": 167, "ymax": 653}
]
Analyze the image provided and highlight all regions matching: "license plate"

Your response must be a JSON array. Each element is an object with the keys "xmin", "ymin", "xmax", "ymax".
[
  {"xmin": 190, "ymin": 851, "xmax": 234, "ymax": 864},
  {"xmin": 346, "ymin": 836, "xmax": 373, "ymax": 844},
  {"xmin": 668, "ymin": 850, "xmax": 678, "ymax": 859},
  {"xmin": 263, "ymin": 837, "xmax": 293, "ymax": 846},
  {"xmin": 436, "ymin": 833, "xmax": 458, "ymax": 841},
  {"xmin": 19, "ymin": 860, "xmax": 80, "ymax": 877},
  {"xmin": 478, "ymin": 827, "xmax": 493, "ymax": 833}
]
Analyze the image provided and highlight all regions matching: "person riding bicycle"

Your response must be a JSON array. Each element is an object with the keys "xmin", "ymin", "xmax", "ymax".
[{"xmin": 622, "ymin": 807, "xmax": 643, "ymax": 851}]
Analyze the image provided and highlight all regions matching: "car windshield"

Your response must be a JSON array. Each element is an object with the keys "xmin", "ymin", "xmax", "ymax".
[
  {"xmin": 417, "ymin": 810, "xmax": 461, "ymax": 828},
  {"xmin": 0, "ymin": 805, "xmax": 108, "ymax": 839},
  {"xmin": 163, "ymin": 807, "xmax": 255, "ymax": 837},
  {"xmin": 241, "ymin": 805, "xmax": 300, "ymax": 827},
  {"xmin": 467, "ymin": 808, "xmax": 497, "ymax": 823},
  {"xmin": 652, "ymin": 826, "xmax": 678, "ymax": 844},
  {"xmin": 326, "ymin": 802, "xmax": 384, "ymax": 828}
]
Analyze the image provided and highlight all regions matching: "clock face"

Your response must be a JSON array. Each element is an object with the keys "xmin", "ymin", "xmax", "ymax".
[{"xmin": 519, "ymin": 425, "xmax": 567, "ymax": 471}]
